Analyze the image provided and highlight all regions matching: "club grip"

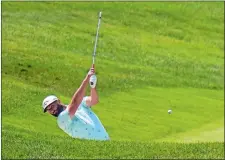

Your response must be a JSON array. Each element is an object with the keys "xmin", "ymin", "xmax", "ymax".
[{"xmin": 92, "ymin": 64, "xmax": 95, "ymax": 68}]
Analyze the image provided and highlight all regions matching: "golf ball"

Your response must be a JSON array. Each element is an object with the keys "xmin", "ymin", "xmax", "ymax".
[{"xmin": 168, "ymin": 110, "xmax": 172, "ymax": 114}]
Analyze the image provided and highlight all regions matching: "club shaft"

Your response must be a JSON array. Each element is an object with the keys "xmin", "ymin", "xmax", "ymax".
[{"xmin": 92, "ymin": 11, "xmax": 102, "ymax": 65}]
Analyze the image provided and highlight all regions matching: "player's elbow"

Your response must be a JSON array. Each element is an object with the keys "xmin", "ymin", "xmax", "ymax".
[{"xmin": 91, "ymin": 98, "xmax": 99, "ymax": 105}]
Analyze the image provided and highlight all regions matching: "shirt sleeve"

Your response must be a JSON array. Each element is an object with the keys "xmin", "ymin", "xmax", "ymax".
[
  {"xmin": 81, "ymin": 96, "xmax": 89, "ymax": 108},
  {"xmin": 57, "ymin": 108, "xmax": 71, "ymax": 130}
]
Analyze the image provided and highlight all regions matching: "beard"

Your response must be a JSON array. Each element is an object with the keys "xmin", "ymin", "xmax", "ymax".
[{"xmin": 52, "ymin": 104, "xmax": 65, "ymax": 117}]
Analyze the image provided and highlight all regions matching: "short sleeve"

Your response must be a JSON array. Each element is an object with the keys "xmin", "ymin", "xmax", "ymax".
[
  {"xmin": 57, "ymin": 108, "xmax": 71, "ymax": 130},
  {"xmin": 81, "ymin": 96, "xmax": 89, "ymax": 108}
]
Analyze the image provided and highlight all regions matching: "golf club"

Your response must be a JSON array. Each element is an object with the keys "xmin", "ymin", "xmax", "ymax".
[
  {"xmin": 92, "ymin": 11, "xmax": 102, "ymax": 69},
  {"xmin": 90, "ymin": 11, "xmax": 102, "ymax": 86}
]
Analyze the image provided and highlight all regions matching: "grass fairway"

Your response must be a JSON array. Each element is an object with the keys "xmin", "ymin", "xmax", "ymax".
[{"xmin": 2, "ymin": 2, "xmax": 224, "ymax": 159}]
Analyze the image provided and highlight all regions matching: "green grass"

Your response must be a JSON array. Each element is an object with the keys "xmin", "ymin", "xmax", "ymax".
[{"xmin": 2, "ymin": 2, "xmax": 224, "ymax": 159}]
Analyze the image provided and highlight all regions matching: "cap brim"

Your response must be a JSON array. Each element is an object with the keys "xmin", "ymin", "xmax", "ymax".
[{"xmin": 43, "ymin": 100, "xmax": 58, "ymax": 113}]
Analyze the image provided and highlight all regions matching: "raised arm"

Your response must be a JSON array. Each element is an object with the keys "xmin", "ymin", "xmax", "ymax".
[
  {"xmin": 85, "ymin": 88, "xmax": 99, "ymax": 107},
  {"xmin": 67, "ymin": 68, "xmax": 94, "ymax": 118},
  {"xmin": 85, "ymin": 74, "xmax": 99, "ymax": 107}
]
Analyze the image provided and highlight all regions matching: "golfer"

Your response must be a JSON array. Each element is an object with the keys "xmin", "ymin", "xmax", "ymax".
[{"xmin": 42, "ymin": 67, "xmax": 110, "ymax": 141}]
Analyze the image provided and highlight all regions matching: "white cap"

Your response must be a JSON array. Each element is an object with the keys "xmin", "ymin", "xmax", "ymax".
[{"xmin": 42, "ymin": 95, "xmax": 58, "ymax": 112}]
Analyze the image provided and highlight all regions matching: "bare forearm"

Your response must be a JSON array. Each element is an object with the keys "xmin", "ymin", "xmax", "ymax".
[
  {"xmin": 90, "ymin": 88, "xmax": 99, "ymax": 104},
  {"xmin": 69, "ymin": 76, "xmax": 89, "ymax": 114}
]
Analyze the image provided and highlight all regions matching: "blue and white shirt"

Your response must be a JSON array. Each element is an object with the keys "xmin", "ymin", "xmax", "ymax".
[{"xmin": 57, "ymin": 97, "xmax": 110, "ymax": 141}]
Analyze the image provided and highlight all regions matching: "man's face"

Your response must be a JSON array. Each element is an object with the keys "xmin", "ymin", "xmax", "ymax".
[{"xmin": 46, "ymin": 101, "xmax": 64, "ymax": 117}]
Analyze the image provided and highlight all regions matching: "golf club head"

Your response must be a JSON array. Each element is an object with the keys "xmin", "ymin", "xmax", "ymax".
[{"xmin": 99, "ymin": 11, "xmax": 102, "ymax": 18}]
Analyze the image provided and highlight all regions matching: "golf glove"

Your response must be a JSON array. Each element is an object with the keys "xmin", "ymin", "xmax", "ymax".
[{"xmin": 89, "ymin": 75, "xmax": 97, "ymax": 88}]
